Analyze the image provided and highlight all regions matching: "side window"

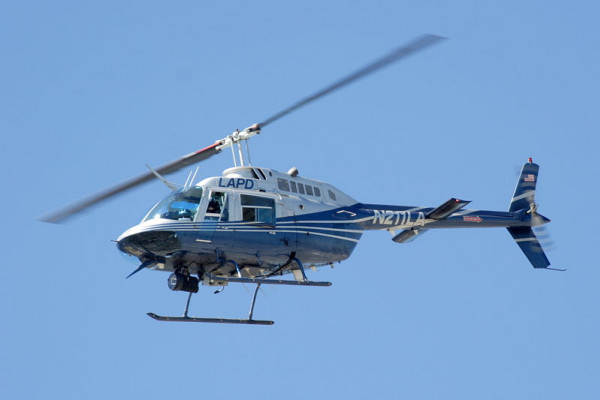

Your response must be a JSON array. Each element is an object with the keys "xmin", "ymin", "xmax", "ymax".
[
  {"xmin": 314, "ymin": 187, "xmax": 321, "ymax": 197},
  {"xmin": 290, "ymin": 181, "xmax": 298, "ymax": 193},
  {"xmin": 297, "ymin": 183, "xmax": 305, "ymax": 195},
  {"xmin": 328, "ymin": 190, "xmax": 337, "ymax": 201},
  {"xmin": 306, "ymin": 185, "xmax": 314, "ymax": 195},
  {"xmin": 241, "ymin": 195, "xmax": 275, "ymax": 225},
  {"xmin": 277, "ymin": 178, "xmax": 290, "ymax": 192}
]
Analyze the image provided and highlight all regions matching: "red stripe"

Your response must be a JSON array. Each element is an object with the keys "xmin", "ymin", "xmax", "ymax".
[{"xmin": 195, "ymin": 142, "xmax": 220, "ymax": 154}]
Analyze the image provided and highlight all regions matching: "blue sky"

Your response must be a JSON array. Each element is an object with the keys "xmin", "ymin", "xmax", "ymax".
[{"xmin": 2, "ymin": 1, "xmax": 599, "ymax": 399}]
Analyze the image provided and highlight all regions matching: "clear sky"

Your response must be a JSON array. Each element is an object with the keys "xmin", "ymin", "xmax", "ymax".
[{"xmin": 2, "ymin": 1, "xmax": 599, "ymax": 399}]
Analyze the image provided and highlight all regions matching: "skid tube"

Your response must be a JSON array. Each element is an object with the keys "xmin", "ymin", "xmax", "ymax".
[
  {"xmin": 205, "ymin": 273, "xmax": 332, "ymax": 287},
  {"xmin": 147, "ymin": 284, "xmax": 274, "ymax": 325},
  {"xmin": 146, "ymin": 313, "xmax": 274, "ymax": 325}
]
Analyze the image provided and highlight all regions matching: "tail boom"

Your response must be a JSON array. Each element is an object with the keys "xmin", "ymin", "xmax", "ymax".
[{"xmin": 355, "ymin": 158, "xmax": 553, "ymax": 269}]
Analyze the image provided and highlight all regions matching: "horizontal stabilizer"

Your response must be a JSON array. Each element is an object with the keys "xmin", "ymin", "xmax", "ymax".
[
  {"xmin": 426, "ymin": 198, "xmax": 471, "ymax": 220},
  {"xmin": 392, "ymin": 228, "xmax": 428, "ymax": 243},
  {"xmin": 507, "ymin": 227, "xmax": 550, "ymax": 268}
]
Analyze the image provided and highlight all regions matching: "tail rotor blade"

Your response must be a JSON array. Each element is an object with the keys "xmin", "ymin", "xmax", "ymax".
[{"xmin": 533, "ymin": 225, "xmax": 557, "ymax": 252}]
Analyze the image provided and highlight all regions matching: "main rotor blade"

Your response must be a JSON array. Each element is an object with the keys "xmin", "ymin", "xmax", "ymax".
[
  {"xmin": 42, "ymin": 34, "xmax": 444, "ymax": 224},
  {"xmin": 258, "ymin": 34, "xmax": 445, "ymax": 128},
  {"xmin": 40, "ymin": 142, "xmax": 221, "ymax": 223}
]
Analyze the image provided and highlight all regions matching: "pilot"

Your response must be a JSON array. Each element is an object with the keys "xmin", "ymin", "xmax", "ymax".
[{"xmin": 207, "ymin": 198, "xmax": 221, "ymax": 214}]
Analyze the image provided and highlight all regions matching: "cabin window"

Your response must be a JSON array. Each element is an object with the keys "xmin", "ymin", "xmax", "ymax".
[
  {"xmin": 277, "ymin": 178, "xmax": 290, "ymax": 192},
  {"xmin": 241, "ymin": 195, "xmax": 275, "ymax": 225},
  {"xmin": 248, "ymin": 169, "xmax": 259, "ymax": 179},
  {"xmin": 314, "ymin": 187, "xmax": 321, "ymax": 197},
  {"xmin": 257, "ymin": 169, "xmax": 267, "ymax": 180},
  {"xmin": 328, "ymin": 190, "xmax": 337, "ymax": 201},
  {"xmin": 305, "ymin": 185, "xmax": 314, "ymax": 196},
  {"xmin": 297, "ymin": 183, "xmax": 305, "ymax": 195},
  {"xmin": 290, "ymin": 181, "xmax": 298, "ymax": 193}
]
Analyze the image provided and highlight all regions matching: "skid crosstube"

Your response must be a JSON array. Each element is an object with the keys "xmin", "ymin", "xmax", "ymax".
[
  {"xmin": 205, "ymin": 273, "xmax": 332, "ymax": 287},
  {"xmin": 147, "ymin": 312, "xmax": 274, "ymax": 325}
]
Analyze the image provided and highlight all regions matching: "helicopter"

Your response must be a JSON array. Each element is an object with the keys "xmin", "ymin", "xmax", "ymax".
[{"xmin": 42, "ymin": 34, "xmax": 557, "ymax": 325}]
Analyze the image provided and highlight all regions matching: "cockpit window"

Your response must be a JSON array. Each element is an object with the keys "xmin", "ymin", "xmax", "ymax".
[{"xmin": 143, "ymin": 187, "xmax": 203, "ymax": 222}]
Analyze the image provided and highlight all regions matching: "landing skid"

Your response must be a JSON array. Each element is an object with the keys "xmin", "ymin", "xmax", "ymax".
[
  {"xmin": 147, "ymin": 283, "xmax": 274, "ymax": 325},
  {"xmin": 146, "ymin": 313, "xmax": 273, "ymax": 325},
  {"xmin": 147, "ymin": 258, "xmax": 330, "ymax": 325}
]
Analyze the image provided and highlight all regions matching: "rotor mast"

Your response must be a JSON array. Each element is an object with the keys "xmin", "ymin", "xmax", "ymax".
[{"xmin": 216, "ymin": 123, "xmax": 261, "ymax": 167}]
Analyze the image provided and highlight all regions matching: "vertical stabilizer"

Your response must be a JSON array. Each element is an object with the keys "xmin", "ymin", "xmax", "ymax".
[
  {"xmin": 507, "ymin": 227, "xmax": 550, "ymax": 268},
  {"xmin": 509, "ymin": 159, "xmax": 538, "ymax": 212},
  {"xmin": 506, "ymin": 159, "xmax": 554, "ymax": 269}
]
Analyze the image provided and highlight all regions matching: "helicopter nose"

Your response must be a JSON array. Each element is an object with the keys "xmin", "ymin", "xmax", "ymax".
[{"xmin": 116, "ymin": 225, "xmax": 181, "ymax": 257}]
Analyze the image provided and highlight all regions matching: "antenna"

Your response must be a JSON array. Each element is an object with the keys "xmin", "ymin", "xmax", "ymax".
[
  {"xmin": 183, "ymin": 170, "xmax": 193, "ymax": 188},
  {"xmin": 189, "ymin": 166, "xmax": 200, "ymax": 187}
]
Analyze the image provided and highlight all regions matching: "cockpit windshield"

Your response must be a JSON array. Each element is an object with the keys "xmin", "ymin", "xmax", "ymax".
[{"xmin": 143, "ymin": 187, "xmax": 203, "ymax": 222}]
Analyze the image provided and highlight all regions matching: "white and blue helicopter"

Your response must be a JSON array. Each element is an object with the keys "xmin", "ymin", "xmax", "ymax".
[{"xmin": 43, "ymin": 35, "xmax": 556, "ymax": 325}]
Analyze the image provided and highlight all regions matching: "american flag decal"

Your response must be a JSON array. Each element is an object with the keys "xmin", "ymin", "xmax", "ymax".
[{"xmin": 524, "ymin": 174, "xmax": 535, "ymax": 182}]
